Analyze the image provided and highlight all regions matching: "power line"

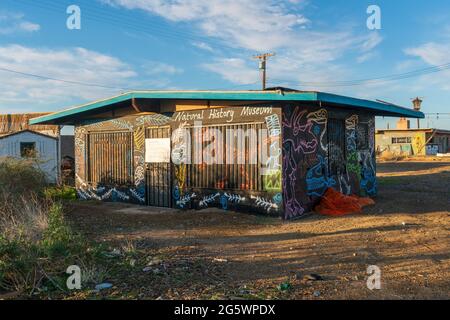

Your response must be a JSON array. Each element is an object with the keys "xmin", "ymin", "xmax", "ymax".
[
  {"xmin": 9, "ymin": 0, "xmax": 450, "ymax": 91},
  {"xmin": 0, "ymin": 65, "xmax": 260, "ymax": 91},
  {"xmin": 269, "ymin": 63, "xmax": 450, "ymax": 87},
  {"xmin": 0, "ymin": 66, "xmax": 131, "ymax": 91},
  {"xmin": 15, "ymin": 0, "xmax": 241, "ymax": 53}
]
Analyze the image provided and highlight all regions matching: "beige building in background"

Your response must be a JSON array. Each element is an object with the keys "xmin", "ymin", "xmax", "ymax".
[{"xmin": 376, "ymin": 128, "xmax": 450, "ymax": 156}]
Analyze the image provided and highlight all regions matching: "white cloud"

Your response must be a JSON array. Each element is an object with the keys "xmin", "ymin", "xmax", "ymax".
[
  {"xmin": 404, "ymin": 42, "xmax": 450, "ymax": 91},
  {"xmin": 102, "ymin": 0, "xmax": 309, "ymax": 51},
  {"xmin": 192, "ymin": 41, "xmax": 214, "ymax": 52},
  {"xmin": 405, "ymin": 42, "xmax": 450, "ymax": 66},
  {"xmin": 203, "ymin": 58, "xmax": 259, "ymax": 84},
  {"xmin": 103, "ymin": 0, "xmax": 383, "ymax": 89},
  {"xmin": 0, "ymin": 45, "xmax": 137, "ymax": 109},
  {"xmin": 142, "ymin": 61, "xmax": 183, "ymax": 75},
  {"xmin": 360, "ymin": 32, "xmax": 383, "ymax": 52},
  {"xmin": 0, "ymin": 12, "xmax": 40, "ymax": 35},
  {"xmin": 18, "ymin": 21, "xmax": 41, "ymax": 32},
  {"xmin": 357, "ymin": 52, "xmax": 377, "ymax": 63}
]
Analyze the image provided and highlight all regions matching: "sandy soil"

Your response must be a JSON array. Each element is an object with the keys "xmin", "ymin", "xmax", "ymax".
[{"xmin": 68, "ymin": 158, "xmax": 450, "ymax": 300}]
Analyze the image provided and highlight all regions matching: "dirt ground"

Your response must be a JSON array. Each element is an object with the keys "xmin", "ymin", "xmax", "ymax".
[{"xmin": 68, "ymin": 158, "xmax": 450, "ymax": 300}]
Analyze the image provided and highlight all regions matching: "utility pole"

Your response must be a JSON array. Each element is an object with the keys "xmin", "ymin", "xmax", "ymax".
[{"xmin": 253, "ymin": 53, "xmax": 275, "ymax": 90}]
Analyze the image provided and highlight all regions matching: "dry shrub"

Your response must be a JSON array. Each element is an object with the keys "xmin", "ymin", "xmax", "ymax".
[
  {"xmin": 0, "ymin": 157, "xmax": 48, "ymax": 195},
  {"xmin": 0, "ymin": 158, "xmax": 52, "ymax": 241},
  {"xmin": 377, "ymin": 151, "xmax": 407, "ymax": 162},
  {"xmin": 0, "ymin": 158, "xmax": 109, "ymax": 297},
  {"xmin": 0, "ymin": 194, "xmax": 50, "ymax": 242}
]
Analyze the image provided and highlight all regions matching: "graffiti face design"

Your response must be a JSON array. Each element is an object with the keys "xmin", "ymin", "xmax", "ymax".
[
  {"xmin": 306, "ymin": 156, "xmax": 336, "ymax": 197},
  {"xmin": 307, "ymin": 109, "xmax": 328, "ymax": 151},
  {"xmin": 283, "ymin": 108, "xmax": 318, "ymax": 154}
]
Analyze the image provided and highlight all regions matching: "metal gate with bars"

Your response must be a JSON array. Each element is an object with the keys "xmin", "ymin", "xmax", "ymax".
[
  {"xmin": 145, "ymin": 126, "xmax": 172, "ymax": 207},
  {"xmin": 87, "ymin": 131, "xmax": 134, "ymax": 185},
  {"xmin": 184, "ymin": 123, "xmax": 266, "ymax": 191}
]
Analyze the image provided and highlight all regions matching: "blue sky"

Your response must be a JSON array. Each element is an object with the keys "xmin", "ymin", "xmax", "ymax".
[{"xmin": 0, "ymin": 0, "xmax": 449, "ymax": 130}]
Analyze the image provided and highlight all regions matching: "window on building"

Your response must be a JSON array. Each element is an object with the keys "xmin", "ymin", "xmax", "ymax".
[
  {"xmin": 20, "ymin": 142, "xmax": 36, "ymax": 158},
  {"xmin": 87, "ymin": 132, "xmax": 134, "ymax": 185},
  {"xmin": 392, "ymin": 137, "xmax": 412, "ymax": 144},
  {"xmin": 356, "ymin": 123, "xmax": 369, "ymax": 150},
  {"xmin": 327, "ymin": 119, "xmax": 346, "ymax": 175},
  {"xmin": 184, "ymin": 123, "xmax": 267, "ymax": 191}
]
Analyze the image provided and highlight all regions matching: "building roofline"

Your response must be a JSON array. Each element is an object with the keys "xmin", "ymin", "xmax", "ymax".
[
  {"xmin": 0, "ymin": 129, "xmax": 58, "ymax": 140},
  {"xmin": 376, "ymin": 128, "xmax": 450, "ymax": 134},
  {"xmin": 29, "ymin": 90, "xmax": 425, "ymax": 125}
]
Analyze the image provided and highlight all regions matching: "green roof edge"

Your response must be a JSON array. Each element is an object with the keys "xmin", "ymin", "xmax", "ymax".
[{"xmin": 30, "ymin": 90, "xmax": 424, "ymax": 125}]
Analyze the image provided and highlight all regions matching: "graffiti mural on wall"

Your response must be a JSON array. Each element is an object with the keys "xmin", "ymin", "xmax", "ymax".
[
  {"xmin": 306, "ymin": 155, "xmax": 336, "ymax": 197},
  {"xmin": 251, "ymin": 195, "xmax": 279, "ymax": 213},
  {"xmin": 344, "ymin": 115, "xmax": 360, "ymax": 195},
  {"xmin": 282, "ymin": 107, "xmax": 328, "ymax": 219},
  {"xmin": 263, "ymin": 114, "xmax": 282, "ymax": 193},
  {"xmin": 74, "ymin": 104, "xmax": 377, "ymax": 218},
  {"xmin": 307, "ymin": 109, "xmax": 328, "ymax": 152},
  {"xmin": 75, "ymin": 114, "xmax": 171, "ymax": 203},
  {"xmin": 282, "ymin": 105, "xmax": 377, "ymax": 219},
  {"xmin": 169, "ymin": 105, "xmax": 283, "ymax": 215},
  {"xmin": 176, "ymin": 192, "xmax": 197, "ymax": 208},
  {"xmin": 359, "ymin": 118, "xmax": 377, "ymax": 196},
  {"xmin": 264, "ymin": 170, "xmax": 282, "ymax": 191}
]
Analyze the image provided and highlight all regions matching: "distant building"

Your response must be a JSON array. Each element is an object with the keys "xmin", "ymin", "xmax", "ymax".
[
  {"xmin": 376, "ymin": 117, "xmax": 450, "ymax": 156},
  {"xmin": 0, "ymin": 113, "xmax": 60, "ymax": 138},
  {"xmin": 0, "ymin": 130, "xmax": 60, "ymax": 183},
  {"xmin": 0, "ymin": 113, "xmax": 62, "ymax": 183}
]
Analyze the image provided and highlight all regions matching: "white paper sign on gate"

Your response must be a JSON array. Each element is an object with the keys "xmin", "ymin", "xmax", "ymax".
[{"xmin": 145, "ymin": 138, "xmax": 171, "ymax": 163}]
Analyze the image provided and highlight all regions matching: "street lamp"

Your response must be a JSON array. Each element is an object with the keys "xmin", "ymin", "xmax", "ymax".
[{"xmin": 412, "ymin": 97, "xmax": 423, "ymax": 129}]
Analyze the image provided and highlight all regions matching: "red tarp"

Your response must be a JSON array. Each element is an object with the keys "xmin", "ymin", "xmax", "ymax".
[{"xmin": 314, "ymin": 188, "xmax": 375, "ymax": 216}]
